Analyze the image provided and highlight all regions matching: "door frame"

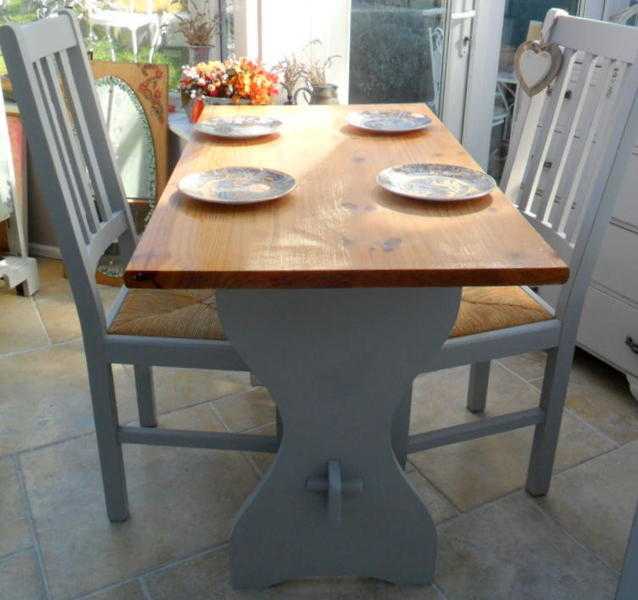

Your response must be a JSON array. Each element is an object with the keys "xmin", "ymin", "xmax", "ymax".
[{"xmin": 453, "ymin": 0, "xmax": 506, "ymax": 168}]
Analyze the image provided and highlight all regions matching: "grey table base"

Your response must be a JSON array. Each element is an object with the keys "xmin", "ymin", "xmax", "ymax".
[{"xmin": 217, "ymin": 287, "xmax": 461, "ymax": 589}]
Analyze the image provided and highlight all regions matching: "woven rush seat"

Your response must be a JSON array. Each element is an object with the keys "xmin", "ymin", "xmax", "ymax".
[
  {"xmin": 108, "ymin": 286, "xmax": 552, "ymax": 341},
  {"xmin": 108, "ymin": 289, "xmax": 226, "ymax": 340},
  {"xmin": 451, "ymin": 286, "xmax": 552, "ymax": 338}
]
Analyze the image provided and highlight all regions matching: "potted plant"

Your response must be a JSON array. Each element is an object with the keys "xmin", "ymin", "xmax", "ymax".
[
  {"xmin": 173, "ymin": 0, "xmax": 220, "ymax": 64},
  {"xmin": 295, "ymin": 40, "xmax": 340, "ymax": 105}
]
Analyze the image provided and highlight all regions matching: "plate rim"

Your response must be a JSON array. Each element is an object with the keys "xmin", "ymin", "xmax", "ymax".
[
  {"xmin": 178, "ymin": 167, "xmax": 297, "ymax": 205},
  {"xmin": 347, "ymin": 110, "xmax": 432, "ymax": 133},
  {"xmin": 376, "ymin": 163, "xmax": 497, "ymax": 202},
  {"xmin": 194, "ymin": 116, "xmax": 283, "ymax": 139}
]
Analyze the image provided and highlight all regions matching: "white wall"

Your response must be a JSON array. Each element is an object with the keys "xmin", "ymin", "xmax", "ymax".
[{"xmin": 255, "ymin": 0, "xmax": 352, "ymax": 102}]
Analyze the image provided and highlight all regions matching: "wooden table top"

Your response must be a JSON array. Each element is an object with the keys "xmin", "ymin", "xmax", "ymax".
[{"xmin": 125, "ymin": 103, "xmax": 569, "ymax": 289}]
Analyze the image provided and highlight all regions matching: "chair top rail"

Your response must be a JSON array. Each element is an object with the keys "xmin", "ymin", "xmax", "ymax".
[
  {"xmin": 13, "ymin": 16, "xmax": 76, "ymax": 62},
  {"xmin": 552, "ymin": 14, "xmax": 638, "ymax": 62}
]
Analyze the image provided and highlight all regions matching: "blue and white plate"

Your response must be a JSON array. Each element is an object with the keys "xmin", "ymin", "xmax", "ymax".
[
  {"xmin": 347, "ymin": 110, "xmax": 431, "ymax": 133},
  {"xmin": 178, "ymin": 167, "xmax": 296, "ymax": 205},
  {"xmin": 377, "ymin": 164, "xmax": 496, "ymax": 201},
  {"xmin": 194, "ymin": 116, "xmax": 282, "ymax": 139}
]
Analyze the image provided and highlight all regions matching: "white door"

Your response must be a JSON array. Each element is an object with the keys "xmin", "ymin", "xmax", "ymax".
[{"xmin": 234, "ymin": 1, "xmax": 504, "ymax": 167}]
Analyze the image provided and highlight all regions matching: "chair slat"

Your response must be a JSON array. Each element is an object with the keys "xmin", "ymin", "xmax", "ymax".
[
  {"xmin": 558, "ymin": 59, "xmax": 623, "ymax": 239},
  {"xmin": 43, "ymin": 54, "xmax": 101, "ymax": 232},
  {"xmin": 32, "ymin": 57, "xmax": 91, "ymax": 244},
  {"xmin": 540, "ymin": 53, "xmax": 597, "ymax": 226},
  {"xmin": 519, "ymin": 48, "xmax": 577, "ymax": 217},
  {"xmin": 56, "ymin": 50, "xmax": 113, "ymax": 221},
  {"xmin": 566, "ymin": 60, "xmax": 629, "ymax": 244}
]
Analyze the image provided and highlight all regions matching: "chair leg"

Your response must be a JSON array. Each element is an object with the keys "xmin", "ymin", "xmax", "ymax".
[
  {"xmin": 87, "ymin": 356, "xmax": 129, "ymax": 522},
  {"xmin": 134, "ymin": 365, "xmax": 157, "ymax": 428},
  {"xmin": 467, "ymin": 361, "xmax": 491, "ymax": 414},
  {"xmin": 391, "ymin": 387, "xmax": 413, "ymax": 470},
  {"xmin": 526, "ymin": 344, "xmax": 574, "ymax": 497}
]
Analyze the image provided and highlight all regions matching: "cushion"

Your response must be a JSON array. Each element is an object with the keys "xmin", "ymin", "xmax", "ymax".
[
  {"xmin": 451, "ymin": 286, "xmax": 552, "ymax": 338},
  {"xmin": 108, "ymin": 286, "xmax": 552, "ymax": 341},
  {"xmin": 108, "ymin": 289, "xmax": 225, "ymax": 340}
]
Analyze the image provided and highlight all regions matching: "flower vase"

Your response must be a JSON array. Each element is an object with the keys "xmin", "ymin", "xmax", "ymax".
[
  {"xmin": 183, "ymin": 96, "xmax": 252, "ymax": 122},
  {"xmin": 188, "ymin": 45, "xmax": 214, "ymax": 64}
]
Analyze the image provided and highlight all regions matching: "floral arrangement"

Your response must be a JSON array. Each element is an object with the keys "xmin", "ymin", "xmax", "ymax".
[{"xmin": 179, "ymin": 58, "xmax": 278, "ymax": 105}]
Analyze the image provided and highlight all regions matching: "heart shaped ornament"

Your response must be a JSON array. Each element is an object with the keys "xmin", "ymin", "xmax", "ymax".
[{"xmin": 514, "ymin": 40, "xmax": 563, "ymax": 96}]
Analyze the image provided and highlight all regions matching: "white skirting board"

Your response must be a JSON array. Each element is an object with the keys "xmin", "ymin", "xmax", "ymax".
[{"xmin": 29, "ymin": 243, "xmax": 62, "ymax": 260}]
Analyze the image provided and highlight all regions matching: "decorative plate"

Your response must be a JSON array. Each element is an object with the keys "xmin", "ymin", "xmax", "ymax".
[
  {"xmin": 347, "ymin": 110, "xmax": 431, "ymax": 133},
  {"xmin": 194, "ymin": 116, "xmax": 282, "ymax": 139},
  {"xmin": 178, "ymin": 167, "xmax": 296, "ymax": 205},
  {"xmin": 377, "ymin": 164, "xmax": 496, "ymax": 201}
]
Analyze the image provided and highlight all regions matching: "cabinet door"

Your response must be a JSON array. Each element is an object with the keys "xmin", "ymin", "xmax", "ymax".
[{"xmin": 612, "ymin": 143, "xmax": 638, "ymax": 230}]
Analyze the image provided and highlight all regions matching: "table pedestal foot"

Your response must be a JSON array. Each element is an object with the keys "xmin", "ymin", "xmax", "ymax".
[{"xmin": 217, "ymin": 288, "xmax": 461, "ymax": 589}]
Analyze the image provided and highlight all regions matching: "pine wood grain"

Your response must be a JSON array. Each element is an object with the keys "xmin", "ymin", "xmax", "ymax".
[{"xmin": 124, "ymin": 103, "xmax": 569, "ymax": 289}]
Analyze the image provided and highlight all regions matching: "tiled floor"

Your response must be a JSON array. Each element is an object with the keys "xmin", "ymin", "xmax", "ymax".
[{"xmin": 1, "ymin": 259, "xmax": 637, "ymax": 600}]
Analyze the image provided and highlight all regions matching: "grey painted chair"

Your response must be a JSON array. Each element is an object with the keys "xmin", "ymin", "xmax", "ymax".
[
  {"xmin": 0, "ymin": 12, "xmax": 278, "ymax": 524},
  {"xmin": 403, "ymin": 10, "xmax": 638, "ymax": 497},
  {"xmin": 617, "ymin": 500, "xmax": 638, "ymax": 600}
]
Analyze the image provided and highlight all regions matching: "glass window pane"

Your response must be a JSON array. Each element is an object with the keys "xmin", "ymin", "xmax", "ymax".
[
  {"xmin": 488, "ymin": 0, "xmax": 580, "ymax": 179},
  {"xmin": 349, "ymin": 0, "xmax": 447, "ymax": 115},
  {"xmin": 0, "ymin": 1, "xmax": 236, "ymax": 91}
]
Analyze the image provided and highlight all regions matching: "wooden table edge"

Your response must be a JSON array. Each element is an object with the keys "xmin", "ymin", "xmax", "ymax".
[{"xmin": 123, "ymin": 266, "xmax": 570, "ymax": 290}]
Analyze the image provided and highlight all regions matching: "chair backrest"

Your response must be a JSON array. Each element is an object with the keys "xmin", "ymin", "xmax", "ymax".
[
  {"xmin": 0, "ymin": 11, "xmax": 138, "ymax": 337},
  {"xmin": 501, "ymin": 9, "xmax": 638, "ymax": 322}
]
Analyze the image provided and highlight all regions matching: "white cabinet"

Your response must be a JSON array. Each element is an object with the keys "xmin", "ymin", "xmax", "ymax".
[{"xmin": 578, "ymin": 140, "xmax": 638, "ymax": 401}]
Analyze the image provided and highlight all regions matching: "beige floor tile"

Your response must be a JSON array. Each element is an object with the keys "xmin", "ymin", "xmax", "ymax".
[
  {"xmin": 36, "ymin": 258, "xmax": 64, "ymax": 285},
  {"xmin": 0, "ymin": 341, "xmax": 135, "ymax": 457},
  {"xmin": 498, "ymin": 351, "xmax": 547, "ymax": 381},
  {"xmin": 409, "ymin": 363, "xmax": 540, "ymax": 435},
  {"xmin": 0, "ymin": 550, "xmax": 45, "ymax": 600},
  {"xmin": 20, "ymin": 404, "xmax": 258, "ymax": 600},
  {"xmin": 411, "ymin": 412, "xmax": 616, "ymax": 512},
  {"xmin": 552, "ymin": 350, "xmax": 638, "ymax": 444},
  {"xmin": 0, "ymin": 459, "xmax": 31, "ymax": 559},
  {"xmin": 33, "ymin": 273, "xmax": 119, "ymax": 344},
  {"xmin": 0, "ymin": 291, "xmax": 49, "ymax": 355},
  {"xmin": 82, "ymin": 580, "xmax": 146, "ymax": 600},
  {"xmin": 406, "ymin": 470, "xmax": 458, "ymax": 525},
  {"xmin": 144, "ymin": 546, "xmax": 444, "ymax": 600},
  {"xmin": 214, "ymin": 387, "xmax": 275, "ymax": 432},
  {"xmin": 244, "ymin": 422, "xmax": 277, "ymax": 476},
  {"xmin": 409, "ymin": 364, "xmax": 617, "ymax": 511},
  {"xmin": 535, "ymin": 440, "xmax": 638, "ymax": 570},
  {"xmin": 435, "ymin": 492, "xmax": 618, "ymax": 600},
  {"xmin": 146, "ymin": 367, "xmax": 252, "ymax": 417}
]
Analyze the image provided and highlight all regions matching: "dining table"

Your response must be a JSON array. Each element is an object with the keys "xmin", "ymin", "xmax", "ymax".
[{"xmin": 124, "ymin": 102, "xmax": 568, "ymax": 589}]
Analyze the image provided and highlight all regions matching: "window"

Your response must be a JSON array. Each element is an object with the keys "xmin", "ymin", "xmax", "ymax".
[{"xmin": 0, "ymin": 1, "xmax": 235, "ymax": 90}]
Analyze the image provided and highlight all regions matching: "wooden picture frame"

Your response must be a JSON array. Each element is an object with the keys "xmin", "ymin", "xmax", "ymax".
[
  {"xmin": 90, "ymin": 62, "xmax": 169, "ymax": 286},
  {"xmin": 91, "ymin": 61, "xmax": 169, "ymax": 212}
]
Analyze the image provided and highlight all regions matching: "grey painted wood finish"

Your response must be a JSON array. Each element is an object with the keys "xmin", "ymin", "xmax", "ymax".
[
  {"xmin": 0, "ymin": 12, "xmax": 263, "ymax": 525},
  {"xmin": 403, "ymin": 11, "xmax": 638, "ymax": 501},
  {"xmin": 217, "ymin": 287, "xmax": 462, "ymax": 588},
  {"xmin": 617, "ymin": 501, "xmax": 638, "ymax": 600},
  {"xmin": 3, "ymin": 8, "xmax": 638, "ymax": 590}
]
